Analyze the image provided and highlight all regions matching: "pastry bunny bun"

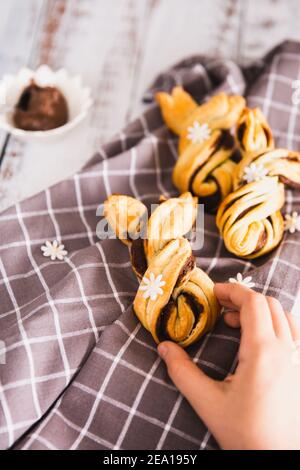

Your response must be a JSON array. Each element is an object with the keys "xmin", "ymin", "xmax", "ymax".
[
  {"xmin": 104, "ymin": 192, "xmax": 220, "ymax": 347},
  {"xmin": 156, "ymin": 87, "xmax": 245, "ymax": 212}
]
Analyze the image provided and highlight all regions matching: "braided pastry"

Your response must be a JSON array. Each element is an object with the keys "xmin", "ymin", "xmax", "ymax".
[
  {"xmin": 233, "ymin": 148, "xmax": 300, "ymax": 190},
  {"xmin": 156, "ymin": 87, "xmax": 245, "ymax": 211},
  {"xmin": 236, "ymin": 107, "xmax": 274, "ymax": 156},
  {"xmin": 155, "ymin": 86, "xmax": 198, "ymax": 135},
  {"xmin": 172, "ymin": 129, "xmax": 237, "ymax": 212},
  {"xmin": 104, "ymin": 192, "xmax": 220, "ymax": 347},
  {"xmin": 216, "ymin": 177, "xmax": 285, "ymax": 259},
  {"xmin": 214, "ymin": 105, "xmax": 296, "ymax": 258},
  {"xmin": 157, "ymin": 87, "xmax": 300, "ymax": 259}
]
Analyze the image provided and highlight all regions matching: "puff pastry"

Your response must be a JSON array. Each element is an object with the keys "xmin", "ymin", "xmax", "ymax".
[
  {"xmin": 104, "ymin": 192, "xmax": 220, "ymax": 346},
  {"xmin": 156, "ymin": 87, "xmax": 245, "ymax": 211},
  {"xmin": 156, "ymin": 86, "xmax": 198, "ymax": 135},
  {"xmin": 233, "ymin": 148, "xmax": 300, "ymax": 190},
  {"xmin": 216, "ymin": 177, "xmax": 285, "ymax": 258},
  {"xmin": 216, "ymin": 111, "xmax": 300, "ymax": 258},
  {"xmin": 178, "ymin": 93, "xmax": 245, "ymax": 155},
  {"xmin": 172, "ymin": 129, "xmax": 237, "ymax": 212},
  {"xmin": 236, "ymin": 107, "xmax": 274, "ymax": 156}
]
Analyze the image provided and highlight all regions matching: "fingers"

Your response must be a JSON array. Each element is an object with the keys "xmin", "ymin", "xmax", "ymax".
[
  {"xmin": 157, "ymin": 341, "xmax": 224, "ymax": 431},
  {"xmin": 214, "ymin": 283, "xmax": 275, "ymax": 346},
  {"xmin": 223, "ymin": 311, "xmax": 240, "ymax": 328},
  {"xmin": 266, "ymin": 296, "xmax": 292, "ymax": 341},
  {"xmin": 285, "ymin": 312, "xmax": 300, "ymax": 341},
  {"xmin": 216, "ymin": 283, "xmax": 298, "ymax": 346}
]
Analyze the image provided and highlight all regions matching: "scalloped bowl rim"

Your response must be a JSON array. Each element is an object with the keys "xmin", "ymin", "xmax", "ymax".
[{"xmin": 0, "ymin": 66, "xmax": 93, "ymax": 139}]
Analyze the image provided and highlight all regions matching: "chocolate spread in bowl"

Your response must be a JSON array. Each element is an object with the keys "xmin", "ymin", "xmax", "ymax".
[{"xmin": 13, "ymin": 80, "xmax": 68, "ymax": 131}]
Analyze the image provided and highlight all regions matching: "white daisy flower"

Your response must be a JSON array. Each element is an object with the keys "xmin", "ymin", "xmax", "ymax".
[
  {"xmin": 41, "ymin": 240, "xmax": 68, "ymax": 261},
  {"xmin": 243, "ymin": 163, "xmax": 268, "ymax": 184},
  {"xmin": 187, "ymin": 121, "xmax": 211, "ymax": 144},
  {"xmin": 284, "ymin": 211, "xmax": 300, "ymax": 234},
  {"xmin": 139, "ymin": 272, "xmax": 166, "ymax": 301},
  {"xmin": 229, "ymin": 272, "xmax": 255, "ymax": 289}
]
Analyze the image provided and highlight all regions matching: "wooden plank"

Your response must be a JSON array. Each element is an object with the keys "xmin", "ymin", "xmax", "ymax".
[
  {"xmin": 0, "ymin": 0, "xmax": 300, "ymax": 212},
  {"xmin": 130, "ymin": 0, "xmax": 242, "ymax": 118},
  {"xmin": 239, "ymin": 0, "xmax": 300, "ymax": 64},
  {"xmin": 0, "ymin": 0, "xmax": 45, "ymax": 211},
  {"xmin": 0, "ymin": 0, "xmax": 150, "ymax": 211}
]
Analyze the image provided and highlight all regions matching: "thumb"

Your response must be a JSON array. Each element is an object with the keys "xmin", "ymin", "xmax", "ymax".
[{"xmin": 158, "ymin": 341, "xmax": 225, "ymax": 431}]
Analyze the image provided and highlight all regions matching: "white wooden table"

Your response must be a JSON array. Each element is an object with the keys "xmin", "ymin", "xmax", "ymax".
[{"xmin": 0, "ymin": 0, "xmax": 300, "ymax": 212}]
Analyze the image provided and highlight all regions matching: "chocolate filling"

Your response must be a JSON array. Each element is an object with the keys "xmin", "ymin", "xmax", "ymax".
[
  {"xmin": 252, "ymin": 228, "xmax": 267, "ymax": 253},
  {"xmin": 285, "ymin": 155, "xmax": 300, "ymax": 162},
  {"xmin": 263, "ymin": 125, "xmax": 272, "ymax": 145},
  {"xmin": 188, "ymin": 130, "xmax": 235, "ymax": 211},
  {"xmin": 237, "ymin": 122, "xmax": 246, "ymax": 149},
  {"xmin": 156, "ymin": 300, "xmax": 175, "ymax": 342},
  {"xmin": 184, "ymin": 294, "xmax": 204, "ymax": 325},
  {"xmin": 156, "ymin": 293, "xmax": 204, "ymax": 342},
  {"xmin": 200, "ymin": 176, "xmax": 222, "ymax": 213},
  {"xmin": 237, "ymin": 123, "xmax": 271, "ymax": 150},
  {"xmin": 13, "ymin": 80, "xmax": 68, "ymax": 131},
  {"xmin": 214, "ymin": 129, "xmax": 235, "ymax": 150},
  {"xmin": 130, "ymin": 238, "xmax": 147, "ymax": 278},
  {"xmin": 230, "ymin": 149, "xmax": 242, "ymax": 163},
  {"xmin": 176, "ymin": 255, "xmax": 195, "ymax": 285},
  {"xmin": 279, "ymin": 175, "xmax": 300, "ymax": 189}
]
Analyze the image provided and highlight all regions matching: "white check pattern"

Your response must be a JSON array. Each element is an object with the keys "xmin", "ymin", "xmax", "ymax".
[{"xmin": 0, "ymin": 41, "xmax": 300, "ymax": 450}]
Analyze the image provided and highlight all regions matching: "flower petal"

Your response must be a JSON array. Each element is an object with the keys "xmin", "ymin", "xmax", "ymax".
[
  {"xmin": 247, "ymin": 282, "xmax": 255, "ymax": 288},
  {"xmin": 150, "ymin": 292, "xmax": 158, "ymax": 301},
  {"xmin": 139, "ymin": 284, "xmax": 148, "ymax": 291}
]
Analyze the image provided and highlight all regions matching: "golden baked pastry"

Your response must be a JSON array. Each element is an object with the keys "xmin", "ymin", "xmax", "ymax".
[
  {"xmin": 103, "ymin": 194, "xmax": 147, "ymax": 246},
  {"xmin": 104, "ymin": 192, "xmax": 220, "ymax": 346},
  {"xmin": 156, "ymin": 87, "xmax": 245, "ymax": 150},
  {"xmin": 216, "ymin": 111, "xmax": 300, "ymax": 258},
  {"xmin": 233, "ymin": 148, "xmax": 300, "ymax": 190},
  {"xmin": 156, "ymin": 87, "xmax": 245, "ymax": 211},
  {"xmin": 156, "ymin": 86, "xmax": 198, "ymax": 135},
  {"xmin": 216, "ymin": 177, "xmax": 285, "ymax": 259},
  {"xmin": 236, "ymin": 107, "xmax": 274, "ymax": 156},
  {"xmin": 172, "ymin": 129, "xmax": 236, "ymax": 212},
  {"xmin": 178, "ymin": 93, "xmax": 245, "ymax": 154}
]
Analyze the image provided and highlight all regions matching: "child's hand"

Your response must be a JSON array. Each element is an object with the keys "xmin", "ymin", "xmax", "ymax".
[{"xmin": 157, "ymin": 283, "xmax": 300, "ymax": 450}]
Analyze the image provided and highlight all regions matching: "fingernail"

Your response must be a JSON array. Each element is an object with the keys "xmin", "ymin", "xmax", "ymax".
[{"xmin": 157, "ymin": 342, "xmax": 168, "ymax": 359}]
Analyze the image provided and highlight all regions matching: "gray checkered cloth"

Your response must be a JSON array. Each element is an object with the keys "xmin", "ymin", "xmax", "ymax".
[{"xmin": 0, "ymin": 40, "xmax": 300, "ymax": 450}]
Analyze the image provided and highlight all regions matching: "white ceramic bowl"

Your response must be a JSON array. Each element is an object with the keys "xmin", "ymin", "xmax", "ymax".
[{"xmin": 0, "ymin": 65, "xmax": 92, "ymax": 142}]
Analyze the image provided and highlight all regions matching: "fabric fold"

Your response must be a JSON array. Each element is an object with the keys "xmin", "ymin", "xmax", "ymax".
[{"xmin": 0, "ymin": 40, "xmax": 299, "ymax": 450}]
